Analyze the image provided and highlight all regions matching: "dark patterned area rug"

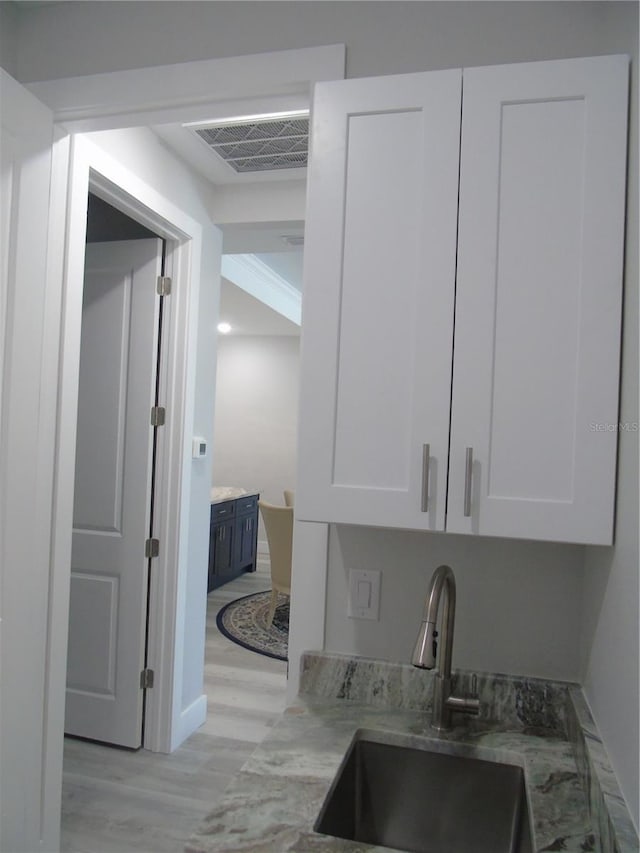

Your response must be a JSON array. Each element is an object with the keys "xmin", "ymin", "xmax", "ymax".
[{"xmin": 216, "ymin": 590, "xmax": 289, "ymax": 661}]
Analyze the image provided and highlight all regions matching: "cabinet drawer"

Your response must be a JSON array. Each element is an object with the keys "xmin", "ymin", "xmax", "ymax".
[
  {"xmin": 235, "ymin": 494, "xmax": 259, "ymax": 516},
  {"xmin": 211, "ymin": 500, "xmax": 235, "ymax": 522}
]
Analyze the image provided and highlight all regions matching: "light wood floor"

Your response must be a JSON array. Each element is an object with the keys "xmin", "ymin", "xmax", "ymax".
[{"xmin": 61, "ymin": 567, "xmax": 287, "ymax": 853}]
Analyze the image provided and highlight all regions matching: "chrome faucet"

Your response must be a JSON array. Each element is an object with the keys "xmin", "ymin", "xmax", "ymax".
[{"xmin": 412, "ymin": 565, "xmax": 480, "ymax": 730}]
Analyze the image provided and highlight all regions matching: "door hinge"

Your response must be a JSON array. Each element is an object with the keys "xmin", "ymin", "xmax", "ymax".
[
  {"xmin": 145, "ymin": 538, "xmax": 160, "ymax": 558},
  {"xmin": 140, "ymin": 668, "xmax": 154, "ymax": 689},
  {"xmin": 150, "ymin": 406, "xmax": 165, "ymax": 426},
  {"xmin": 157, "ymin": 275, "xmax": 172, "ymax": 296}
]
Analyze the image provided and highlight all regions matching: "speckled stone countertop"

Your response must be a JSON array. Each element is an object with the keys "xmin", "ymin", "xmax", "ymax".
[
  {"xmin": 187, "ymin": 653, "xmax": 638, "ymax": 853},
  {"xmin": 210, "ymin": 486, "xmax": 257, "ymax": 504}
]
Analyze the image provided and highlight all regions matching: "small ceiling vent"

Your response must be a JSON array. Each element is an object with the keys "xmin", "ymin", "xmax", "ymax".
[{"xmin": 192, "ymin": 115, "xmax": 309, "ymax": 174}]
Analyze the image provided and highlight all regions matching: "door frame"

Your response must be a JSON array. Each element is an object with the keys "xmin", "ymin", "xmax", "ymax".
[
  {"xmin": 23, "ymin": 43, "xmax": 343, "ymax": 851},
  {"xmin": 62, "ymin": 133, "xmax": 205, "ymax": 752}
]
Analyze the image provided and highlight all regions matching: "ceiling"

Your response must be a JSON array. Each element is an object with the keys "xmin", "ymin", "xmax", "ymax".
[
  {"xmin": 153, "ymin": 120, "xmax": 307, "ymax": 188},
  {"xmin": 218, "ymin": 276, "xmax": 300, "ymax": 337},
  {"xmin": 220, "ymin": 221, "xmax": 304, "ymax": 259},
  {"xmin": 253, "ymin": 251, "xmax": 303, "ymax": 293},
  {"xmin": 153, "ymin": 121, "xmax": 305, "ymax": 334}
]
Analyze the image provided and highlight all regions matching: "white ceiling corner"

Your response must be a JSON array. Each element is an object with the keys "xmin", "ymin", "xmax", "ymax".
[
  {"xmin": 218, "ymin": 277, "xmax": 300, "ymax": 337},
  {"xmin": 221, "ymin": 254, "xmax": 302, "ymax": 326}
]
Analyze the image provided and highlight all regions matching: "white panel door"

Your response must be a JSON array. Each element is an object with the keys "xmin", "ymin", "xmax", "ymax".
[
  {"xmin": 66, "ymin": 239, "xmax": 162, "ymax": 747},
  {"xmin": 296, "ymin": 69, "xmax": 461, "ymax": 531},
  {"xmin": 1, "ymin": 68, "xmax": 58, "ymax": 853},
  {"xmin": 448, "ymin": 56, "xmax": 628, "ymax": 544}
]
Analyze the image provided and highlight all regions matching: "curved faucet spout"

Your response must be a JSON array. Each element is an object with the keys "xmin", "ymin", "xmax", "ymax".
[
  {"xmin": 412, "ymin": 565, "xmax": 479, "ymax": 731},
  {"xmin": 412, "ymin": 565, "xmax": 456, "ymax": 676}
]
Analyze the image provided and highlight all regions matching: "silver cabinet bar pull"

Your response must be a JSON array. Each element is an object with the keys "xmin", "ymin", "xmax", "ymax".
[
  {"xmin": 421, "ymin": 444, "xmax": 430, "ymax": 512},
  {"xmin": 464, "ymin": 447, "xmax": 473, "ymax": 517}
]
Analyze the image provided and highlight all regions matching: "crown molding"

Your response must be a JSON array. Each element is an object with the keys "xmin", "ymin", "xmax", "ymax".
[
  {"xmin": 221, "ymin": 254, "xmax": 302, "ymax": 326},
  {"xmin": 27, "ymin": 44, "xmax": 346, "ymax": 132}
]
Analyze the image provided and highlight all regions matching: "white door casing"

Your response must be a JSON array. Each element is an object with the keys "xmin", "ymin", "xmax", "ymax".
[
  {"xmin": 296, "ymin": 69, "xmax": 462, "ymax": 532},
  {"xmin": 448, "ymin": 55, "xmax": 628, "ymax": 544},
  {"xmin": 62, "ymin": 143, "xmax": 208, "ymax": 755},
  {"xmin": 0, "ymin": 68, "xmax": 63, "ymax": 853},
  {"xmin": 66, "ymin": 239, "xmax": 162, "ymax": 748}
]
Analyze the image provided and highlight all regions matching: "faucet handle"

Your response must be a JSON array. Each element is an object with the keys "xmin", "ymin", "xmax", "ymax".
[{"xmin": 471, "ymin": 674, "xmax": 478, "ymax": 696}]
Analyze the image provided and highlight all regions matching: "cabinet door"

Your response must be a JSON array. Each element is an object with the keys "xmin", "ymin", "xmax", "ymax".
[
  {"xmin": 448, "ymin": 56, "xmax": 628, "ymax": 544},
  {"xmin": 213, "ymin": 518, "xmax": 234, "ymax": 575},
  {"xmin": 234, "ymin": 495, "xmax": 259, "ymax": 571},
  {"xmin": 209, "ymin": 500, "xmax": 235, "ymax": 587},
  {"xmin": 297, "ymin": 69, "xmax": 461, "ymax": 531},
  {"xmin": 234, "ymin": 514, "xmax": 256, "ymax": 570}
]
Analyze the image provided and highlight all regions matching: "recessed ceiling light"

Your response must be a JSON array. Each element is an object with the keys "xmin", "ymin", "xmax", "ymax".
[{"xmin": 217, "ymin": 322, "xmax": 232, "ymax": 334}]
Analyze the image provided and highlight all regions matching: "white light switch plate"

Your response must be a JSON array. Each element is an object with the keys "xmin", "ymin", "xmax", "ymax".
[{"xmin": 348, "ymin": 569, "xmax": 381, "ymax": 620}]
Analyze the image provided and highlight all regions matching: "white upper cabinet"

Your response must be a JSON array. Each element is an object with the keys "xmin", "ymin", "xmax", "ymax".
[
  {"xmin": 448, "ymin": 56, "xmax": 628, "ymax": 544},
  {"xmin": 296, "ymin": 55, "xmax": 628, "ymax": 545},
  {"xmin": 297, "ymin": 70, "xmax": 462, "ymax": 531}
]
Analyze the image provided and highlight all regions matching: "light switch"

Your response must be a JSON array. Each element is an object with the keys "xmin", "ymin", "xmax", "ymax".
[
  {"xmin": 348, "ymin": 569, "xmax": 381, "ymax": 620},
  {"xmin": 356, "ymin": 580, "xmax": 371, "ymax": 609}
]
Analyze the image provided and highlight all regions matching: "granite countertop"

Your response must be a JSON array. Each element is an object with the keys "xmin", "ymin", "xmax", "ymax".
[
  {"xmin": 210, "ymin": 487, "xmax": 258, "ymax": 504},
  {"xmin": 187, "ymin": 653, "xmax": 638, "ymax": 853}
]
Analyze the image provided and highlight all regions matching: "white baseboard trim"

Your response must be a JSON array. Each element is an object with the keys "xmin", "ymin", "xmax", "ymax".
[{"xmin": 172, "ymin": 693, "xmax": 207, "ymax": 751}]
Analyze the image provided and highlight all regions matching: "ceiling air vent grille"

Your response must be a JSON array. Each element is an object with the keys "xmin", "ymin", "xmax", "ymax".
[{"xmin": 194, "ymin": 117, "xmax": 309, "ymax": 173}]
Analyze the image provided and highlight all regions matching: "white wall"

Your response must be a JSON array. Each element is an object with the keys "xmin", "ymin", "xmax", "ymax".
[
  {"xmin": 0, "ymin": 1, "xmax": 18, "ymax": 77},
  {"xmin": 210, "ymin": 180, "xmax": 306, "ymax": 228},
  {"xmin": 212, "ymin": 334, "xmax": 300, "ymax": 547},
  {"xmin": 579, "ymin": 1, "xmax": 640, "ymax": 827},
  {"xmin": 7, "ymin": 1, "xmax": 621, "ymax": 85},
  {"xmin": 326, "ymin": 527, "xmax": 585, "ymax": 681},
  {"xmin": 83, "ymin": 126, "xmax": 221, "ymax": 733},
  {"xmin": 6, "ymin": 0, "xmax": 637, "ymax": 829}
]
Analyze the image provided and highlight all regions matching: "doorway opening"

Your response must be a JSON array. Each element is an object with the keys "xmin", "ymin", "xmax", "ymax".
[
  {"xmin": 211, "ymin": 226, "xmax": 303, "ymax": 578},
  {"xmin": 59, "ymin": 147, "xmax": 206, "ymax": 762},
  {"xmin": 65, "ymin": 193, "xmax": 167, "ymax": 750},
  {"xmin": 203, "ymin": 231, "xmax": 304, "ymax": 738}
]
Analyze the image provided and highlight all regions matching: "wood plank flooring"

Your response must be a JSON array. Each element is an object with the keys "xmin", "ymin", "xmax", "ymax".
[{"xmin": 61, "ymin": 567, "xmax": 287, "ymax": 853}]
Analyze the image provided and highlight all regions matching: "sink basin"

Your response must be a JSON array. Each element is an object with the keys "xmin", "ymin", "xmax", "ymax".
[{"xmin": 314, "ymin": 730, "xmax": 533, "ymax": 853}]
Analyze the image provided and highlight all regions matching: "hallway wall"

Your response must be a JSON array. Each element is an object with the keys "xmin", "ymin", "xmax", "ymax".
[{"xmin": 212, "ymin": 334, "xmax": 300, "ymax": 548}]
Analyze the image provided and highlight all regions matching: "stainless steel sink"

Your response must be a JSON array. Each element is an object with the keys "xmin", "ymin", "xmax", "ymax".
[{"xmin": 314, "ymin": 731, "xmax": 533, "ymax": 853}]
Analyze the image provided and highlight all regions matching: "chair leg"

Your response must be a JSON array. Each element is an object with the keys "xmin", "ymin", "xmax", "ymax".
[{"xmin": 267, "ymin": 588, "xmax": 278, "ymax": 627}]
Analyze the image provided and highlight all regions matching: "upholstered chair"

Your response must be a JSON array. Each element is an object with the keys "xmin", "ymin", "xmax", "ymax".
[{"xmin": 258, "ymin": 501, "xmax": 293, "ymax": 627}]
